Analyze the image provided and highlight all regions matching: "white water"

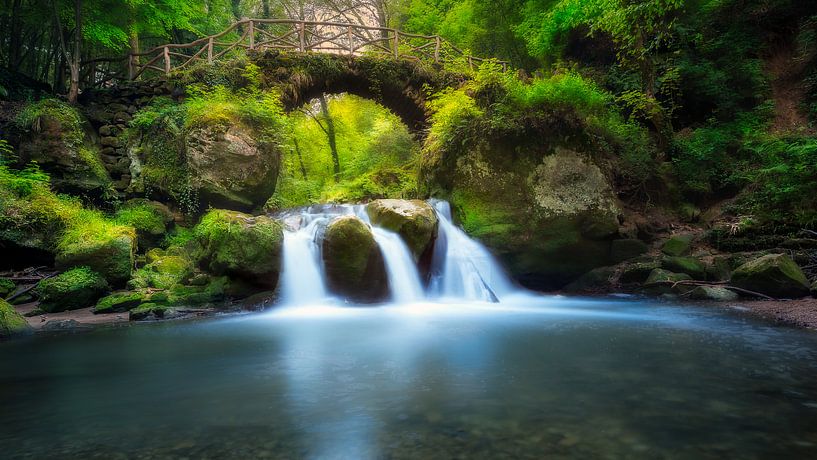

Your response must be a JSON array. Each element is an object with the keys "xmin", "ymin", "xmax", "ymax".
[
  {"xmin": 276, "ymin": 200, "xmax": 521, "ymax": 306},
  {"xmin": 372, "ymin": 228, "xmax": 425, "ymax": 303},
  {"xmin": 428, "ymin": 200, "xmax": 516, "ymax": 302}
]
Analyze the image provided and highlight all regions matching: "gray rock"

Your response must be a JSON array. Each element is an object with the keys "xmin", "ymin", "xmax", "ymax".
[{"xmin": 688, "ymin": 286, "xmax": 739, "ymax": 301}]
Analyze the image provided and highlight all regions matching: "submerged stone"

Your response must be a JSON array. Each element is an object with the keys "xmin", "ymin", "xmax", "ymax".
[{"xmin": 688, "ymin": 286, "xmax": 739, "ymax": 302}]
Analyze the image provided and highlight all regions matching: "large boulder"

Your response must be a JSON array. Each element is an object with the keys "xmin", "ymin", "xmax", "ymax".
[
  {"xmin": 322, "ymin": 215, "xmax": 387, "ymax": 303},
  {"xmin": 35, "ymin": 267, "xmax": 109, "ymax": 312},
  {"xmin": 731, "ymin": 254, "xmax": 810, "ymax": 298},
  {"xmin": 55, "ymin": 226, "xmax": 136, "ymax": 286},
  {"xmin": 15, "ymin": 99, "xmax": 110, "ymax": 194},
  {"xmin": 661, "ymin": 234, "xmax": 694, "ymax": 257},
  {"xmin": 185, "ymin": 124, "xmax": 281, "ymax": 211},
  {"xmin": 0, "ymin": 299, "xmax": 31, "ymax": 337},
  {"xmin": 367, "ymin": 199, "xmax": 438, "ymax": 260},
  {"xmin": 195, "ymin": 210, "xmax": 283, "ymax": 288},
  {"xmin": 427, "ymin": 146, "xmax": 620, "ymax": 289}
]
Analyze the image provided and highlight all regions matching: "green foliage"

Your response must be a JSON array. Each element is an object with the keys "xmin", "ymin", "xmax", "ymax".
[
  {"xmin": 114, "ymin": 203, "xmax": 166, "ymax": 235},
  {"xmin": 0, "ymin": 163, "xmax": 50, "ymax": 196},
  {"xmin": 423, "ymin": 63, "xmax": 654, "ymax": 185},
  {"xmin": 268, "ymin": 94, "xmax": 419, "ymax": 208},
  {"xmin": 16, "ymin": 99, "xmax": 84, "ymax": 148}
]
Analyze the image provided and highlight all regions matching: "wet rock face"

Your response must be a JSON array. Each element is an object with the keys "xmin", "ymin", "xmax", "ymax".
[
  {"xmin": 0, "ymin": 299, "xmax": 31, "ymax": 337},
  {"xmin": 731, "ymin": 253, "xmax": 810, "ymax": 299},
  {"xmin": 322, "ymin": 216, "xmax": 388, "ymax": 303},
  {"xmin": 367, "ymin": 199, "xmax": 438, "ymax": 261},
  {"xmin": 185, "ymin": 124, "xmax": 281, "ymax": 211},
  {"xmin": 437, "ymin": 145, "xmax": 621, "ymax": 290}
]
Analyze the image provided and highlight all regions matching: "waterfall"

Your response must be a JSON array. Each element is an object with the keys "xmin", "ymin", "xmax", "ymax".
[
  {"xmin": 275, "ymin": 200, "xmax": 520, "ymax": 307},
  {"xmin": 372, "ymin": 228, "xmax": 425, "ymax": 303},
  {"xmin": 279, "ymin": 217, "xmax": 328, "ymax": 305},
  {"xmin": 428, "ymin": 200, "xmax": 515, "ymax": 302}
]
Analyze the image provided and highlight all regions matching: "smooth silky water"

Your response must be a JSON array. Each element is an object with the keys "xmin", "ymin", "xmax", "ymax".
[{"xmin": 2, "ymin": 203, "xmax": 817, "ymax": 459}]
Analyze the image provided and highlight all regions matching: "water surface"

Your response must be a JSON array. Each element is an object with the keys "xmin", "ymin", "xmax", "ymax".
[{"xmin": 2, "ymin": 297, "xmax": 817, "ymax": 459}]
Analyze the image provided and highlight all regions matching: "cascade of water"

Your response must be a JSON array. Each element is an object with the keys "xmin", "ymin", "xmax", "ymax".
[
  {"xmin": 275, "ymin": 200, "xmax": 520, "ymax": 306},
  {"xmin": 279, "ymin": 217, "xmax": 328, "ymax": 305},
  {"xmin": 371, "ymin": 228, "xmax": 425, "ymax": 303},
  {"xmin": 428, "ymin": 200, "xmax": 516, "ymax": 302}
]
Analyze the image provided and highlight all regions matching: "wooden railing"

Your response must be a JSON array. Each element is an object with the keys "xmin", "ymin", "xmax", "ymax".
[{"xmin": 81, "ymin": 19, "xmax": 508, "ymax": 86}]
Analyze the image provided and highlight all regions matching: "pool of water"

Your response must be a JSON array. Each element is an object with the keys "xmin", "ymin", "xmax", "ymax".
[{"xmin": 2, "ymin": 296, "xmax": 817, "ymax": 459}]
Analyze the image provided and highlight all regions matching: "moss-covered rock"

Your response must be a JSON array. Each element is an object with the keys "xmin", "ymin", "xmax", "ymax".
[
  {"xmin": 0, "ymin": 278, "xmax": 15, "ymax": 298},
  {"xmin": 0, "ymin": 299, "xmax": 31, "ymax": 337},
  {"xmin": 661, "ymin": 256, "xmax": 707, "ymax": 280},
  {"xmin": 367, "ymin": 199, "xmax": 438, "ymax": 260},
  {"xmin": 36, "ymin": 267, "xmax": 109, "ymax": 312},
  {"xmin": 185, "ymin": 124, "xmax": 281, "ymax": 211},
  {"xmin": 94, "ymin": 291, "xmax": 145, "ymax": 314},
  {"xmin": 15, "ymin": 99, "xmax": 111, "ymax": 194},
  {"xmin": 129, "ymin": 303, "xmax": 169, "ymax": 321},
  {"xmin": 114, "ymin": 199, "xmax": 174, "ymax": 249},
  {"xmin": 195, "ymin": 209, "xmax": 283, "ymax": 288},
  {"xmin": 56, "ymin": 226, "xmax": 136, "ymax": 286},
  {"xmin": 322, "ymin": 215, "xmax": 387, "ymax": 302},
  {"xmin": 643, "ymin": 269, "xmax": 693, "ymax": 296},
  {"xmin": 661, "ymin": 234, "xmax": 694, "ymax": 257},
  {"xmin": 129, "ymin": 255, "xmax": 193, "ymax": 290},
  {"xmin": 618, "ymin": 260, "xmax": 661, "ymax": 284},
  {"xmin": 731, "ymin": 254, "xmax": 810, "ymax": 298},
  {"xmin": 429, "ymin": 145, "xmax": 620, "ymax": 289}
]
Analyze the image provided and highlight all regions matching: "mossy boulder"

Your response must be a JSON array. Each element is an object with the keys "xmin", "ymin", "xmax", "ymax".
[
  {"xmin": 94, "ymin": 291, "xmax": 145, "ymax": 314},
  {"xmin": 643, "ymin": 269, "xmax": 693, "ymax": 296},
  {"xmin": 55, "ymin": 226, "xmax": 136, "ymax": 286},
  {"xmin": 0, "ymin": 278, "xmax": 15, "ymax": 298},
  {"xmin": 129, "ymin": 303, "xmax": 169, "ymax": 321},
  {"xmin": 0, "ymin": 299, "xmax": 31, "ymax": 337},
  {"xmin": 688, "ymin": 286, "xmax": 739, "ymax": 302},
  {"xmin": 322, "ymin": 215, "xmax": 387, "ymax": 303},
  {"xmin": 36, "ymin": 267, "xmax": 109, "ymax": 312},
  {"xmin": 428, "ymin": 145, "xmax": 620, "ymax": 289},
  {"xmin": 129, "ymin": 255, "xmax": 194, "ymax": 290},
  {"xmin": 185, "ymin": 124, "xmax": 281, "ymax": 211},
  {"xmin": 114, "ymin": 200, "xmax": 174, "ymax": 249},
  {"xmin": 367, "ymin": 199, "xmax": 438, "ymax": 260},
  {"xmin": 618, "ymin": 260, "xmax": 661, "ymax": 284},
  {"xmin": 15, "ymin": 99, "xmax": 111, "ymax": 194},
  {"xmin": 661, "ymin": 256, "xmax": 707, "ymax": 280},
  {"xmin": 661, "ymin": 234, "xmax": 694, "ymax": 257},
  {"xmin": 195, "ymin": 210, "xmax": 284, "ymax": 288},
  {"xmin": 731, "ymin": 254, "xmax": 810, "ymax": 298}
]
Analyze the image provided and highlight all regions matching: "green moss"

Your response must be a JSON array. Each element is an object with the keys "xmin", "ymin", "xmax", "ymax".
[
  {"xmin": 129, "ymin": 255, "xmax": 193, "ymax": 290},
  {"xmin": 0, "ymin": 299, "xmax": 30, "ymax": 337},
  {"xmin": 94, "ymin": 291, "xmax": 145, "ymax": 314},
  {"xmin": 194, "ymin": 209, "xmax": 283, "ymax": 287},
  {"xmin": 661, "ymin": 256, "xmax": 707, "ymax": 280},
  {"xmin": 16, "ymin": 99, "xmax": 84, "ymax": 149},
  {"xmin": 35, "ymin": 267, "xmax": 109, "ymax": 313},
  {"xmin": 56, "ymin": 217, "xmax": 136, "ymax": 285},
  {"xmin": 129, "ymin": 302, "xmax": 168, "ymax": 321},
  {"xmin": 114, "ymin": 203, "xmax": 166, "ymax": 236},
  {"xmin": 662, "ymin": 235, "xmax": 694, "ymax": 257},
  {"xmin": 0, "ymin": 278, "xmax": 15, "ymax": 298}
]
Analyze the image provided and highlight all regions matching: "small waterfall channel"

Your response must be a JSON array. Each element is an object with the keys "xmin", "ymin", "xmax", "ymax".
[{"xmin": 276, "ymin": 200, "xmax": 519, "ymax": 307}]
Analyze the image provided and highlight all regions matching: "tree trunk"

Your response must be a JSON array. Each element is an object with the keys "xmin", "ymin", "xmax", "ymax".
[
  {"xmin": 67, "ymin": 0, "xmax": 82, "ymax": 103},
  {"xmin": 9, "ymin": 0, "xmax": 23, "ymax": 68},
  {"xmin": 318, "ymin": 94, "xmax": 341, "ymax": 183},
  {"xmin": 262, "ymin": 0, "xmax": 270, "ymax": 19},
  {"xmin": 293, "ymin": 138, "xmax": 308, "ymax": 180}
]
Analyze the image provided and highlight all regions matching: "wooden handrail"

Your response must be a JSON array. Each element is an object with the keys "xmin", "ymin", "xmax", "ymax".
[{"xmin": 82, "ymin": 19, "xmax": 509, "ymax": 86}]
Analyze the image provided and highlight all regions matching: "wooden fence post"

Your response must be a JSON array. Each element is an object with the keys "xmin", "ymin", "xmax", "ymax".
[
  {"xmin": 434, "ymin": 36, "xmax": 441, "ymax": 63},
  {"xmin": 347, "ymin": 26, "xmax": 353, "ymax": 55},
  {"xmin": 128, "ymin": 54, "xmax": 134, "ymax": 80},
  {"xmin": 393, "ymin": 31, "xmax": 399, "ymax": 58},
  {"xmin": 299, "ymin": 22, "xmax": 306, "ymax": 52},
  {"xmin": 208, "ymin": 37, "xmax": 214, "ymax": 64},
  {"xmin": 248, "ymin": 20, "xmax": 255, "ymax": 50},
  {"xmin": 164, "ymin": 46, "xmax": 171, "ymax": 75}
]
